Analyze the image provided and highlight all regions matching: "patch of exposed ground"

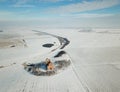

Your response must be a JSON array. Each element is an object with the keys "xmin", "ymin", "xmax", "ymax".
[
  {"xmin": 0, "ymin": 39, "xmax": 27, "ymax": 48},
  {"xmin": 23, "ymin": 59, "xmax": 71, "ymax": 76},
  {"xmin": 0, "ymin": 63, "xmax": 16, "ymax": 69},
  {"xmin": 0, "ymin": 32, "xmax": 27, "ymax": 48},
  {"xmin": 23, "ymin": 50, "xmax": 70, "ymax": 76}
]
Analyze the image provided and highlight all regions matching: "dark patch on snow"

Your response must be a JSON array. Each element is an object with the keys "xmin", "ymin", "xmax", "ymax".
[
  {"xmin": 57, "ymin": 37, "xmax": 70, "ymax": 49},
  {"xmin": 0, "ymin": 66, "xmax": 4, "ymax": 68},
  {"xmin": 10, "ymin": 45, "xmax": 15, "ymax": 47},
  {"xmin": 54, "ymin": 51, "xmax": 66, "ymax": 58},
  {"xmin": 42, "ymin": 43, "xmax": 54, "ymax": 48},
  {"xmin": 0, "ymin": 30, "xmax": 3, "ymax": 32},
  {"xmin": 0, "ymin": 63, "xmax": 16, "ymax": 69},
  {"xmin": 60, "ymin": 38, "xmax": 70, "ymax": 49},
  {"xmin": 23, "ymin": 60, "xmax": 71, "ymax": 76},
  {"xmin": 54, "ymin": 60, "xmax": 70, "ymax": 70}
]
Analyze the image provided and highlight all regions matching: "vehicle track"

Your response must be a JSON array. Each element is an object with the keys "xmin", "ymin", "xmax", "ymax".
[{"xmin": 67, "ymin": 53, "xmax": 91, "ymax": 92}]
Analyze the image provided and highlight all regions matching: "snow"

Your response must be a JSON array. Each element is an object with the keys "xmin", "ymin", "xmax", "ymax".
[{"xmin": 0, "ymin": 28, "xmax": 120, "ymax": 92}]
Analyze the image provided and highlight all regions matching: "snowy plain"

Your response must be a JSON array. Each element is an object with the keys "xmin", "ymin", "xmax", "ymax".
[{"xmin": 0, "ymin": 28, "xmax": 120, "ymax": 92}]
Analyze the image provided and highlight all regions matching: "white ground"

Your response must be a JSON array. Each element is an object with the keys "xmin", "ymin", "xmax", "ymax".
[{"xmin": 0, "ymin": 28, "xmax": 120, "ymax": 92}]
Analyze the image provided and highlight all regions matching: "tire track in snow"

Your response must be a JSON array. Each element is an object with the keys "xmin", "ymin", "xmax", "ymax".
[{"xmin": 67, "ymin": 53, "xmax": 92, "ymax": 92}]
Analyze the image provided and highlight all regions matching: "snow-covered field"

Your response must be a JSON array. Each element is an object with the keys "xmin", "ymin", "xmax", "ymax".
[{"xmin": 0, "ymin": 28, "xmax": 120, "ymax": 92}]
